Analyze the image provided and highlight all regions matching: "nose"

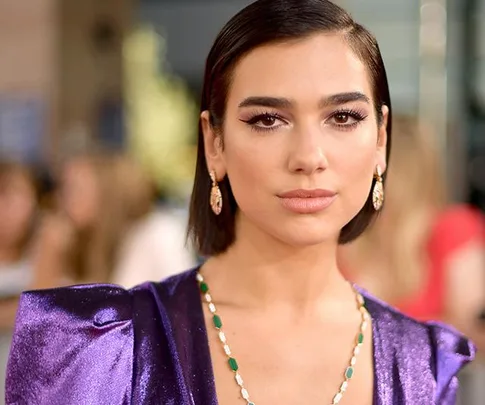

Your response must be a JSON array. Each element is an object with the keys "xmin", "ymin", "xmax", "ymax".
[{"xmin": 287, "ymin": 126, "xmax": 328, "ymax": 175}]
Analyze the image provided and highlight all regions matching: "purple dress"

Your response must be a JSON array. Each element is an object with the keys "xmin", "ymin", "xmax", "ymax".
[{"xmin": 6, "ymin": 269, "xmax": 474, "ymax": 404}]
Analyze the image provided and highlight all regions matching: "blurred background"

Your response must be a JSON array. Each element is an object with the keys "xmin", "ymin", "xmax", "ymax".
[{"xmin": 0, "ymin": 0, "xmax": 484, "ymax": 403}]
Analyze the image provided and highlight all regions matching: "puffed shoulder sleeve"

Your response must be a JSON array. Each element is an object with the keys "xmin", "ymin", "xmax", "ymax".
[
  {"xmin": 427, "ymin": 321, "xmax": 476, "ymax": 405},
  {"xmin": 6, "ymin": 285, "xmax": 134, "ymax": 405}
]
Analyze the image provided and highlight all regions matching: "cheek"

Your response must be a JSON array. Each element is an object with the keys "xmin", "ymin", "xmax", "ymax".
[
  {"xmin": 62, "ymin": 181, "xmax": 98, "ymax": 224},
  {"xmin": 225, "ymin": 145, "xmax": 261, "ymax": 197},
  {"xmin": 14, "ymin": 200, "xmax": 35, "ymax": 228},
  {"xmin": 331, "ymin": 133, "xmax": 376, "ymax": 196},
  {"xmin": 223, "ymin": 135, "xmax": 278, "ymax": 204},
  {"xmin": 85, "ymin": 183, "xmax": 99, "ymax": 211},
  {"xmin": 0, "ymin": 196, "xmax": 33, "ymax": 239},
  {"xmin": 342, "ymin": 148, "xmax": 374, "ymax": 179}
]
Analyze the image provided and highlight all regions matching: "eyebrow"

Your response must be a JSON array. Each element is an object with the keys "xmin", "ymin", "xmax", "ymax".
[{"xmin": 238, "ymin": 92, "xmax": 370, "ymax": 109}]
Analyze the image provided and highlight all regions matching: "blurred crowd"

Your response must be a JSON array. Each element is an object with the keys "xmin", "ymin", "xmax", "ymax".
[
  {"xmin": 0, "ymin": 151, "xmax": 195, "ymax": 398},
  {"xmin": 338, "ymin": 116, "xmax": 485, "ymax": 403},
  {"xmin": 1, "ymin": 1, "xmax": 485, "ymax": 404},
  {"xmin": 1, "ymin": 115, "xmax": 484, "ymax": 401}
]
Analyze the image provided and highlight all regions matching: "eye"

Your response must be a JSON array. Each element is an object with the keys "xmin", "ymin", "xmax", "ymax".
[
  {"xmin": 240, "ymin": 113, "xmax": 286, "ymax": 132},
  {"xmin": 259, "ymin": 115, "xmax": 277, "ymax": 127},
  {"xmin": 333, "ymin": 113, "xmax": 352, "ymax": 125},
  {"xmin": 328, "ymin": 109, "xmax": 367, "ymax": 129}
]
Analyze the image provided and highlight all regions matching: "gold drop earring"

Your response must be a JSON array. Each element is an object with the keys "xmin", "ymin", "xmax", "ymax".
[
  {"xmin": 372, "ymin": 165, "xmax": 384, "ymax": 211},
  {"xmin": 209, "ymin": 170, "xmax": 223, "ymax": 215}
]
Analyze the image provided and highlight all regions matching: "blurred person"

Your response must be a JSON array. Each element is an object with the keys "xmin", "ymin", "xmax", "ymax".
[
  {"xmin": 339, "ymin": 116, "xmax": 485, "ymax": 351},
  {"xmin": 0, "ymin": 155, "xmax": 192, "ymax": 400},
  {"xmin": 6, "ymin": 1, "xmax": 475, "ymax": 404},
  {"xmin": 0, "ymin": 161, "xmax": 38, "ymax": 327},
  {"xmin": 34, "ymin": 152, "xmax": 156, "ymax": 285},
  {"xmin": 0, "ymin": 161, "xmax": 38, "ymax": 404},
  {"xmin": 111, "ymin": 202, "xmax": 195, "ymax": 288}
]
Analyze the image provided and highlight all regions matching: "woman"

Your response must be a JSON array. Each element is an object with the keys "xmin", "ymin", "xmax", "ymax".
[
  {"xmin": 0, "ymin": 161, "xmax": 38, "ymax": 404},
  {"xmin": 33, "ymin": 152, "xmax": 155, "ymax": 287},
  {"xmin": 338, "ymin": 116, "xmax": 485, "ymax": 350},
  {"xmin": 6, "ymin": 1, "xmax": 474, "ymax": 404},
  {"xmin": 0, "ymin": 162, "xmax": 38, "ymax": 311}
]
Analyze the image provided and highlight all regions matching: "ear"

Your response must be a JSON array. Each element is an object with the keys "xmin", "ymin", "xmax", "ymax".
[
  {"xmin": 200, "ymin": 110, "xmax": 227, "ymax": 180},
  {"xmin": 376, "ymin": 105, "xmax": 389, "ymax": 174}
]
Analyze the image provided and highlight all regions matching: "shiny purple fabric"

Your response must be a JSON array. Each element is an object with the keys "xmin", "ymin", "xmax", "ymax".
[{"xmin": 6, "ymin": 269, "xmax": 475, "ymax": 404}]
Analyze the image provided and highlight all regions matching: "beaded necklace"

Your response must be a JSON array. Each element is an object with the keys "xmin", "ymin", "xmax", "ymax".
[{"xmin": 196, "ymin": 272, "xmax": 369, "ymax": 404}]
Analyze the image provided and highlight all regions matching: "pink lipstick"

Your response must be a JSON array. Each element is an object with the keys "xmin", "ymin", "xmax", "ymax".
[{"xmin": 277, "ymin": 189, "xmax": 337, "ymax": 214}]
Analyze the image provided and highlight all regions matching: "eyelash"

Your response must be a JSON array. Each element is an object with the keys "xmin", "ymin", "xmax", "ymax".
[
  {"xmin": 240, "ymin": 112, "xmax": 285, "ymax": 133},
  {"xmin": 240, "ymin": 109, "xmax": 368, "ymax": 133},
  {"xmin": 331, "ymin": 109, "xmax": 368, "ymax": 130}
]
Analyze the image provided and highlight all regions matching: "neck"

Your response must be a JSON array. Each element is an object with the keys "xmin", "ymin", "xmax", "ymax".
[{"xmin": 202, "ymin": 217, "xmax": 352, "ymax": 315}]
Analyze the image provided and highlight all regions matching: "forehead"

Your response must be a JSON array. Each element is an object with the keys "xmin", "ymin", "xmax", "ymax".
[{"xmin": 228, "ymin": 34, "xmax": 372, "ymax": 103}]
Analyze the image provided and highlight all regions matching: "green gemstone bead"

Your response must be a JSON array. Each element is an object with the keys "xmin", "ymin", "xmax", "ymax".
[
  {"xmin": 213, "ymin": 315, "xmax": 222, "ymax": 329},
  {"xmin": 200, "ymin": 282, "xmax": 209, "ymax": 293},
  {"xmin": 345, "ymin": 366, "xmax": 354, "ymax": 379},
  {"xmin": 228, "ymin": 357, "xmax": 239, "ymax": 371},
  {"xmin": 358, "ymin": 332, "xmax": 364, "ymax": 344}
]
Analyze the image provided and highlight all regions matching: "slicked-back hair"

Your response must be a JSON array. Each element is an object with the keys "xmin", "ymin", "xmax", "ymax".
[{"xmin": 188, "ymin": 0, "xmax": 392, "ymax": 256}]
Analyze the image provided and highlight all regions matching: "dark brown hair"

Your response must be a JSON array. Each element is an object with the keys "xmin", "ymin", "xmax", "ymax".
[{"xmin": 188, "ymin": 0, "xmax": 393, "ymax": 256}]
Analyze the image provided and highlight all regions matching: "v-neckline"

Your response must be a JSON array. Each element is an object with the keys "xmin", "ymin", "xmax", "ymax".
[{"xmin": 188, "ymin": 270, "xmax": 380, "ymax": 405}]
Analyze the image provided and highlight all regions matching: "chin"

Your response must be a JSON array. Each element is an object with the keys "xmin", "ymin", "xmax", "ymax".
[
  {"xmin": 241, "ymin": 210, "xmax": 343, "ymax": 248},
  {"xmin": 270, "ymin": 221, "xmax": 340, "ymax": 248},
  {"xmin": 281, "ymin": 233, "xmax": 336, "ymax": 248}
]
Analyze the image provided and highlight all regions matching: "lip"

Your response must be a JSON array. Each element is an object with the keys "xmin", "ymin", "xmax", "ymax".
[
  {"xmin": 278, "ymin": 189, "xmax": 336, "ymax": 198},
  {"xmin": 277, "ymin": 189, "xmax": 337, "ymax": 214}
]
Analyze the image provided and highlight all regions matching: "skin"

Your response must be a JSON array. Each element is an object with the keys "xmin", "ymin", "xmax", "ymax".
[
  {"xmin": 59, "ymin": 158, "xmax": 100, "ymax": 230},
  {"xmin": 200, "ymin": 33, "xmax": 388, "ymax": 404},
  {"xmin": 0, "ymin": 172, "xmax": 35, "ymax": 257}
]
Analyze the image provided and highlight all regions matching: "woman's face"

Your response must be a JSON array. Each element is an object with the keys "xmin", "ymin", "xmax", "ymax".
[
  {"xmin": 203, "ymin": 33, "xmax": 388, "ymax": 247},
  {"xmin": 59, "ymin": 158, "xmax": 100, "ymax": 229}
]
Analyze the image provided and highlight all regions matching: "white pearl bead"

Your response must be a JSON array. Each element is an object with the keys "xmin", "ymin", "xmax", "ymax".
[
  {"xmin": 235, "ymin": 373, "xmax": 244, "ymax": 386},
  {"xmin": 241, "ymin": 388, "xmax": 249, "ymax": 400},
  {"xmin": 333, "ymin": 392, "xmax": 343, "ymax": 404}
]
